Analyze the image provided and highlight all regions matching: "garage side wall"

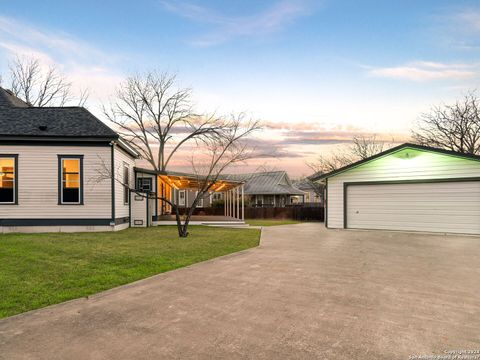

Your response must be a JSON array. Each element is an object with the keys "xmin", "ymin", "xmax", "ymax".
[{"xmin": 326, "ymin": 151, "xmax": 480, "ymax": 229}]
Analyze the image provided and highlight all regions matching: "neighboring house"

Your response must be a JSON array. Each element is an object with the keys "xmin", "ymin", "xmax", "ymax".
[
  {"xmin": 226, "ymin": 171, "xmax": 306, "ymax": 207},
  {"xmin": 0, "ymin": 87, "xmax": 139, "ymax": 233},
  {"xmin": 311, "ymin": 143, "xmax": 480, "ymax": 235},
  {"xmin": 293, "ymin": 179, "xmax": 324, "ymax": 204}
]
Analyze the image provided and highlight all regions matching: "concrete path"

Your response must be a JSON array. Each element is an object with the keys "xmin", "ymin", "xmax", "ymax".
[{"xmin": 1, "ymin": 223, "xmax": 479, "ymax": 359}]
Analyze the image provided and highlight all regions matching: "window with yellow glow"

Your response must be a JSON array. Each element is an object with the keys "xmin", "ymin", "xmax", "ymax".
[
  {"xmin": 61, "ymin": 157, "xmax": 81, "ymax": 204},
  {"xmin": 0, "ymin": 157, "xmax": 15, "ymax": 203}
]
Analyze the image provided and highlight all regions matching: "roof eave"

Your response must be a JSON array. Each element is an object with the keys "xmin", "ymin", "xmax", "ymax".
[
  {"xmin": 0, "ymin": 135, "xmax": 118, "ymax": 142},
  {"xmin": 309, "ymin": 142, "xmax": 480, "ymax": 181},
  {"xmin": 116, "ymin": 138, "xmax": 140, "ymax": 158}
]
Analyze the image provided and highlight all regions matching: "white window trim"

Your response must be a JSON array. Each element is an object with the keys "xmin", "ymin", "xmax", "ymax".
[
  {"xmin": 179, "ymin": 190, "xmax": 186, "ymax": 206},
  {"xmin": 196, "ymin": 191, "xmax": 204, "ymax": 207}
]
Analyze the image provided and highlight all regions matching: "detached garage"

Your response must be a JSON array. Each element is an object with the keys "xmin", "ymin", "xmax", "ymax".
[{"xmin": 311, "ymin": 143, "xmax": 480, "ymax": 235}]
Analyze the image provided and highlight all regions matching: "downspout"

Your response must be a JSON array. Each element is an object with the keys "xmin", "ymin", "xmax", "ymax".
[
  {"xmin": 110, "ymin": 141, "xmax": 116, "ymax": 227},
  {"xmin": 155, "ymin": 175, "xmax": 158, "ymax": 220}
]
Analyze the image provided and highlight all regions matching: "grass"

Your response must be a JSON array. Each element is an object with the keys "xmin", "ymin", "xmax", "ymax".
[
  {"xmin": 245, "ymin": 219, "xmax": 301, "ymax": 227},
  {"xmin": 0, "ymin": 226, "xmax": 260, "ymax": 319}
]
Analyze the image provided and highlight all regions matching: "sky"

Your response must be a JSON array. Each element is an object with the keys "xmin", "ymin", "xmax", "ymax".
[{"xmin": 0, "ymin": 0, "xmax": 479, "ymax": 177}]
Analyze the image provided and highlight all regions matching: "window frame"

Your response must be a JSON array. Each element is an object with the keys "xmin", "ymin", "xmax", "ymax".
[
  {"xmin": 195, "ymin": 191, "xmax": 204, "ymax": 207},
  {"xmin": 137, "ymin": 177, "xmax": 152, "ymax": 192},
  {"xmin": 178, "ymin": 190, "xmax": 186, "ymax": 206},
  {"xmin": 0, "ymin": 154, "xmax": 18, "ymax": 205},
  {"xmin": 58, "ymin": 155, "xmax": 84, "ymax": 205},
  {"xmin": 123, "ymin": 162, "xmax": 130, "ymax": 205}
]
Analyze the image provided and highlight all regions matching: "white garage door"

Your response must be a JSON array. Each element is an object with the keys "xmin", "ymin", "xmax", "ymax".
[{"xmin": 346, "ymin": 181, "xmax": 480, "ymax": 235}]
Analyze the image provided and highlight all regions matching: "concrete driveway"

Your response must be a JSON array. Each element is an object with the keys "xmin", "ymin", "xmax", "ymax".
[{"xmin": 1, "ymin": 223, "xmax": 479, "ymax": 360}]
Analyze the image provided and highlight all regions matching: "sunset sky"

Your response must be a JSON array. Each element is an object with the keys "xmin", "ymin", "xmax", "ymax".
[{"xmin": 1, "ymin": 0, "xmax": 479, "ymax": 176}]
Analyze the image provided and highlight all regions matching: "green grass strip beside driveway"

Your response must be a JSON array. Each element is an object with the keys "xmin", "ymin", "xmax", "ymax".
[{"xmin": 0, "ymin": 226, "xmax": 260, "ymax": 318}]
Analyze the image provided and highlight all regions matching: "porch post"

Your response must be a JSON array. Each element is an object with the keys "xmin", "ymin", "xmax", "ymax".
[
  {"xmin": 235, "ymin": 189, "xmax": 238, "ymax": 219},
  {"xmin": 236, "ymin": 187, "xmax": 240, "ymax": 220},
  {"xmin": 231, "ymin": 190, "xmax": 234, "ymax": 218},
  {"xmin": 226, "ymin": 190, "xmax": 229, "ymax": 217},
  {"xmin": 228, "ymin": 190, "xmax": 231, "ymax": 217},
  {"xmin": 224, "ymin": 191, "xmax": 227, "ymax": 217},
  {"xmin": 241, "ymin": 184, "xmax": 245, "ymax": 221}
]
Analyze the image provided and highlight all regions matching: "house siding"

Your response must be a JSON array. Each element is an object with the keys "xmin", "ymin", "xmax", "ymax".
[
  {"xmin": 114, "ymin": 146, "xmax": 136, "ymax": 220},
  {"xmin": 171, "ymin": 189, "xmax": 214, "ymax": 208},
  {"xmin": 326, "ymin": 150, "xmax": 480, "ymax": 229},
  {"xmin": 0, "ymin": 144, "xmax": 112, "ymax": 219}
]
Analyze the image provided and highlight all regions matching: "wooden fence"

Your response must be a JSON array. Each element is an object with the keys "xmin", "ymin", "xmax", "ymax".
[
  {"xmin": 244, "ymin": 206, "xmax": 324, "ymax": 221},
  {"xmin": 178, "ymin": 206, "xmax": 324, "ymax": 221}
]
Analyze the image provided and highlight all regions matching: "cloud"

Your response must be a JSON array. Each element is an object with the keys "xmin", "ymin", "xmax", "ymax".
[
  {"xmin": 0, "ymin": 16, "xmax": 124, "ymax": 104},
  {"xmin": 456, "ymin": 10, "xmax": 480, "ymax": 33},
  {"xmin": 429, "ymin": 7, "xmax": 480, "ymax": 51},
  {"xmin": 159, "ymin": 0, "xmax": 317, "ymax": 46},
  {"xmin": 367, "ymin": 61, "xmax": 479, "ymax": 81}
]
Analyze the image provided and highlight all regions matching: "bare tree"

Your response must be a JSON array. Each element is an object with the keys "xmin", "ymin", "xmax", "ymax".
[
  {"xmin": 412, "ymin": 91, "xmax": 480, "ymax": 155},
  {"xmin": 307, "ymin": 134, "xmax": 390, "ymax": 177},
  {"xmin": 6, "ymin": 56, "xmax": 82, "ymax": 107},
  {"xmin": 306, "ymin": 150, "xmax": 352, "ymax": 175},
  {"xmin": 104, "ymin": 71, "xmax": 223, "ymax": 172},
  {"xmin": 96, "ymin": 114, "xmax": 260, "ymax": 237},
  {"xmin": 350, "ymin": 134, "xmax": 386, "ymax": 159},
  {"xmin": 179, "ymin": 114, "xmax": 261, "ymax": 236}
]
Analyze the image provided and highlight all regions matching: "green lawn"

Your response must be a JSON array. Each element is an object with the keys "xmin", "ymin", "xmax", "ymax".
[
  {"xmin": 245, "ymin": 219, "xmax": 301, "ymax": 227},
  {"xmin": 0, "ymin": 226, "xmax": 260, "ymax": 318}
]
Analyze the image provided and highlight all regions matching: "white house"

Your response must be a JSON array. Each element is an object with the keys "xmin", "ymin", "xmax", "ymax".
[
  {"xmin": 0, "ymin": 88, "xmax": 140, "ymax": 233},
  {"xmin": 0, "ymin": 87, "xmax": 245, "ymax": 233},
  {"xmin": 311, "ymin": 143, "xmax": 480, "ymax": 235}
]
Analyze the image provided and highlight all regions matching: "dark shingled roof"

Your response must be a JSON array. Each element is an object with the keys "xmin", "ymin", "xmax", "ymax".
[{"xmin": 0, "ymin": 87, "xmax": 118, "ymax": 139}]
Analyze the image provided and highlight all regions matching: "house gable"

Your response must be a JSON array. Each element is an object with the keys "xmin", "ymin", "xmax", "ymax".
[{"xmin": 310, "ymin": 143, "xmax": 480, "ymax": 182}]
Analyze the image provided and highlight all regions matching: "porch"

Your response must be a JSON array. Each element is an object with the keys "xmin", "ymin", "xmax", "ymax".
[{"xmin": 133, "ymin": 168, "xmax": 246, "ymax": 227}]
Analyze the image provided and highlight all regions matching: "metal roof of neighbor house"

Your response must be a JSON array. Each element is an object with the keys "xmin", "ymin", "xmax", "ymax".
[
  {"xmin": 226, "ymin": 171, "xmax": 305, "ymax": 195},
  {"xmin": 0, "ymin": 87, "xmax": 118, "ymax": 139},
  {"xmin": 293, "ymin": 178, "xmax": 324, "ymax": 191},
  {"xmin": 308, "ymin": 143, "xmax": 480, "ymax": 182}
]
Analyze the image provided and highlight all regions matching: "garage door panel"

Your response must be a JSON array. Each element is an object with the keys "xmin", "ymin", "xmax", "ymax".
[{"xmin": 346, "ymin": 181, "xmax": 480, "ymax": 234}]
